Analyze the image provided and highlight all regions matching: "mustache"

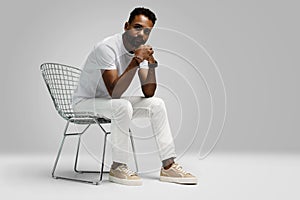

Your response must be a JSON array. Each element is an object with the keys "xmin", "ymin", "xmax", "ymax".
[{"xmin": 134, "ymin": 36, "xmax": 144, "ymax": 42}]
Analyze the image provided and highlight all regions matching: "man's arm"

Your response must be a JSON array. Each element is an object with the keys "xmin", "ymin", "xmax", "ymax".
[
  {"xmin": 102, "ymin": 57, "xmax": 140, "ymax": 98},
  {"xmin": 138, "ymin": 55, "xmax": 157, "ymax": 98},
  {"xmin": 102, "ymin": 45, "xmax": 153, "ymax": 98}
]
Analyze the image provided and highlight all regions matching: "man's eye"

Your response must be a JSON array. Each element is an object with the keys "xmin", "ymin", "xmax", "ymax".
[
  {"xmin": 144, "ymin": 29, "xmax": 151, "ymax": 35},
  {"xmin": 134, "ymin": 26, "xmax": 142, "ymax": 31}
]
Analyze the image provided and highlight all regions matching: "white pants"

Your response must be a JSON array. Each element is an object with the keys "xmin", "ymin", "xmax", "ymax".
[{"xmin": 73, "ymin": 96, "xmax": 177, "ymax": 164}]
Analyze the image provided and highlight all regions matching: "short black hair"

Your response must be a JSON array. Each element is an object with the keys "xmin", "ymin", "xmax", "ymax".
[{"xmin": 128, "ymin": 7, "xmax": 157, "ymax": 25}]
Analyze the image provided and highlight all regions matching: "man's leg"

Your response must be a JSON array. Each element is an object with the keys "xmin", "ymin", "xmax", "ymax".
[
  {"xmin": 73, "ymin": 98, "xmax": 133, "ymax": 164},
  {"xmin": 125, "ymin": 96, "xmax": 197, "ymax": 184},
  {"xmin": 73, "ymin": 98, "xmax": 142, "ymax": 186},
  {"xmin": 124, "ymin": 96, "xmax": 177, "ymax": 166}
]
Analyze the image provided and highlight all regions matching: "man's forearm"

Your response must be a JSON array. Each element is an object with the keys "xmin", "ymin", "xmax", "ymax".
[
  {"xmin": 141, "ymin": 68, "xmax": 157, "ymax": 97},
  {"xmin": 110, "ymin": 58, "xmax": 140, "ymax": 98}
]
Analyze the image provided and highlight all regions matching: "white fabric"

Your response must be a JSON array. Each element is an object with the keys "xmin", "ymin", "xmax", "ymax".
[
  {"xmin": 73, "ymin": 96, "xmax": 177, "ymax": 164},
  {"xmin": 72, "ymin": 33, "xmax": 149, "ymax": 105}
]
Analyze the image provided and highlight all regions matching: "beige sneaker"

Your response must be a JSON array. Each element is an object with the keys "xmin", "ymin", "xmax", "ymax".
[
  {"xmin": 160, "ymin": 163, "xmax": 197, "ymax": 185},
  {"xmin": 109, "ymin": 164, "xmax": 142, "ymax": 186}
]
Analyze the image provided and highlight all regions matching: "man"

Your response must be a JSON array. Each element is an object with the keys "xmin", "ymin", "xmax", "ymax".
[{"xmin": 72, "ymin": 7, "xmax": 197, "ymax": 186}]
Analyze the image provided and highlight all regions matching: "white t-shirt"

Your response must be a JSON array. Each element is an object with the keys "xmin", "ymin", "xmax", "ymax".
[{"xmin": 72, "ymin": 33, "xmax": 148, "ymax": 105}]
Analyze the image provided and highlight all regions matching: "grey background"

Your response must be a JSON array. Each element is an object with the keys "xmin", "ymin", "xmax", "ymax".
[{"xmin": 0, "ymin": 0, "xmax": 299, "ymax": 155}]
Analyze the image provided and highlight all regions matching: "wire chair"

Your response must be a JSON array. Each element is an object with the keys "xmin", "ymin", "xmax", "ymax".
[{"xmin": 40, "ymin": 63, "xmax": 139, "ymax": 185}]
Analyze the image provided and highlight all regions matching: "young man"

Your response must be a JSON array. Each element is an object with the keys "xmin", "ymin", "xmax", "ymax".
[{"xmin": 72, "ymin": 7, "xmax": 197, "ymax": 186}]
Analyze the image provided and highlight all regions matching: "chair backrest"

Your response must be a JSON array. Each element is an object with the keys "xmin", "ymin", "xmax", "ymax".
[{"xmin": 40, "ymin": 63, "xmax": 81, "ymax": 120}]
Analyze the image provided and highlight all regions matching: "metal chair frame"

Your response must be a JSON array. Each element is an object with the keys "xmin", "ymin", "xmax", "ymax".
[{"xmin": 40, "ymin": 63, "xmax": 138, "ymax": 185}]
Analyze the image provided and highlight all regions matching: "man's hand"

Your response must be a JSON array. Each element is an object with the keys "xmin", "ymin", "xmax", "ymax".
[
  {"xmin": 147, "ymin": 54, "xmax": 157, "ymax": 64},
  {"xmin": 134, "ymin": 45, "xmax": 153, "ymax": 61}
]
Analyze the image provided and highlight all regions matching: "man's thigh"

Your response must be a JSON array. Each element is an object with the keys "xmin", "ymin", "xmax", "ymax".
[
  {"xmin": 123, "ymin": 96, "xmax": 164, "ymax": 119},
  {"xmin": 73, "ymin": 98, "xmax": 132, "ymax": 118}
]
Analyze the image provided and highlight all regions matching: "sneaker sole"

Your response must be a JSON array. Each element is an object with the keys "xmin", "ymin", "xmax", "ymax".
[
  {"xmin": 109, "ymin": 175, "xmax": 142, "ymax": 186},
  {"xmin": 160, "ymin": 176, "xmax": 198, "ymax": 185}
]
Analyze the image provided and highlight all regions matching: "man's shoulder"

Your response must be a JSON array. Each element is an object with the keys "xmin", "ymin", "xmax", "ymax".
[{"xmin": 96, "ymin": 33, "xmax": 121, "ymax": 50}]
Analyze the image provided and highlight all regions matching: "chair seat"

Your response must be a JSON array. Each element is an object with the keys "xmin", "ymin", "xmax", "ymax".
[
  {"xmin": 69, "ymin": 117, "xmax": 111, "ymax": 124},
  {"xmin": 63, "ymin": 111, "xmax": 111, "ymax": 124}
]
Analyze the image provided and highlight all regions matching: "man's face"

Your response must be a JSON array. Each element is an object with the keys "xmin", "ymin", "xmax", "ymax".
[{"xmin": 124, "ymin": 14, "xmax": 154, "ymax": 49}]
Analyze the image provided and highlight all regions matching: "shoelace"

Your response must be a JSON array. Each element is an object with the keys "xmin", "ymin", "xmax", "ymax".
[
  {"xmin": 119, "ymin": 165, "xmax": 136, "ymax": 176},
  {"xmin": 173, "ymin": 163, "xmax": 189, "ymax": 175}
]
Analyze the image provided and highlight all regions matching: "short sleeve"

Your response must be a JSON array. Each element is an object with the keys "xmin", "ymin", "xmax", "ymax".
[{"xmin": 93, "ymin": 44, "xmax": 117, "ymax": 70}]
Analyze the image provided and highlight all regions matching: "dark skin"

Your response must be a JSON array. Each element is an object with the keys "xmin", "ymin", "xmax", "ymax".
[{"xmin": 101, "ymin": 14, "xmax": 157, "ymax": 98}]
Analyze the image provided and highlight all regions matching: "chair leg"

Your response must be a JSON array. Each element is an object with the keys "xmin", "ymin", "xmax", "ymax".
[
  {"xmin": 52, "ymin": 121, "xmax": 70, "ymax": 178},
  {"xmin": 99, "ymin": 133, "xmax": 108, "ymax": 182},
  {"xmin": 52, "ymin": 135, "xmax": 67, "ymax": 178},
  {"xmin": 52, "ymin": 121, "xmax": 100, "ymax": 185},
  {"xmin": 73, "ymin": 123, "xmax": 110, "ymax": 175},
  {"xmin": 74, "ymin": 134, "xmax": 82, "ymax": 173},
  {"xmin": 73, "ymin": 124, "xmax": 107, "ymax": 174},
  {"xmin": 73, "ymin": 131, "xmax": 109, "ymax": 183},
  {"xmin": 129, "ymin": 129, "xmax": 139, "ymax": 173}
]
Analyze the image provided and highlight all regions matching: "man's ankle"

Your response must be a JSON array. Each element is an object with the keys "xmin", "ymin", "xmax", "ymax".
[
  {"xmin": 162, "ymin": 157, "xmax": 175, "ymax": 170},
  {"xmin": 111, "ymin": 161, "xmax": 126, "ymax": 170}
]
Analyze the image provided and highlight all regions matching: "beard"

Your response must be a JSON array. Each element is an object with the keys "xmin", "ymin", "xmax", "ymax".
[
  {"xmin": 133, "ymin": 39, "xmax": 144, "ymax": 48},
  {"xmin": 125, "ymin": 32, "xmax": 145, "ymax": 49}
]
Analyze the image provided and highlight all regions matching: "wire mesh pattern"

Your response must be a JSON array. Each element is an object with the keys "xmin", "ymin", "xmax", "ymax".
[{"xmin": 40, "ymin": 63, "xmax": 110, "ymax": 124}]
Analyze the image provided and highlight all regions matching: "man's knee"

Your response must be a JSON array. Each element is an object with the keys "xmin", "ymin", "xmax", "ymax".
[
  {"xmin": 148, "ymin": 97, "xmax": 166, "ymax": 112},
  {"xmin": 112, "ymin": 99, "xmax": 133, "ymax": 118}
]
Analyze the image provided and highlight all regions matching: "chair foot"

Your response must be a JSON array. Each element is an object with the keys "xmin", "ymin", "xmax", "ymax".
[
  {"xmin": 93, "ymin": 181, "xmax": 99, "ymax": 185},
  {"xmin": 74, "ymin": 170, "xmax": 84, "ymax": 174}
]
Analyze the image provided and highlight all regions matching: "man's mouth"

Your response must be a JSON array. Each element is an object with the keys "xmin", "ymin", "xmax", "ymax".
[{"xmin": 135, "ymin": 39, "xmax": 144, "ymax": 45}]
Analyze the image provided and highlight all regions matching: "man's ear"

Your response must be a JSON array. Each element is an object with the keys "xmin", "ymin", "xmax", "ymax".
[{"xmin": 124, "ymin": 22, "xmax": 129, "ymax": 31}]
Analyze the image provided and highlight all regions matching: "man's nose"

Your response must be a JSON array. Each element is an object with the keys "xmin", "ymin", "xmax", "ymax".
[
  {"xmin": 137, "ymin": 29, "xmax": 145, "ymax": 37},
  {"xmin": 139, "ymin": 30, "xmax": 148, "ymax": 42}
]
